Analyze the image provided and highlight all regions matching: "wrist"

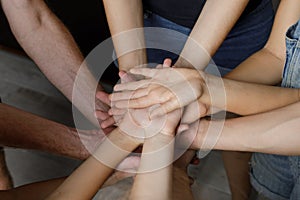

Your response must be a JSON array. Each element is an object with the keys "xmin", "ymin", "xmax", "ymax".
[
  {"xmin": 118, "ymin": 50, "xmax": 147, "ymax": 72},
  {"xmin": 193, "ymin": 119, "xmax": 210, "ymax": 150},
  {"xmin": 174, "ymin": 56, "xmax": 194, "ymax": 69}
]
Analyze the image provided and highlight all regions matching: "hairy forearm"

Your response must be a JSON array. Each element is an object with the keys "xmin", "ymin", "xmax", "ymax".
[
  {"xmin": 212, "ymin": 102, "xmax": 300, "ymax": 155},
  {"xmin": 103, "ymin": 0, "xmax": 146, "ymax": 71},
  {"xmin": 2, "ymin": 178, "xmax": 65, "ymax": 200},
  {"xmin": 130, "ymin": 134, "xmax": 174, "ymax": 200},
  {"xmin": 176, "ymin": 0, "xmax": 248, "ymax": 69},
  {"xmin": 2, "ymin": 0, "xmax": 105, "ymax": 125},
  {"xmin": 0, "ymin": 103, "xmax": 89, "ymax": 159}
]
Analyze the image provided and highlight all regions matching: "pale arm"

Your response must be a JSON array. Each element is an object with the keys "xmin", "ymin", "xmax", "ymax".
[
  {"xmin": 189, "ymin": 102, "xmax": 300, "ymax": 155},
  {"xmin": 200, "ymin": 74, "xmax": 300, "ymax": 115},
  {"xmin": 46, "ymin": 128, "xmax": 141, "ymax": 200},
  {"xmin": 1, "ymin": 0, "xmax": 109, "ymax": 126},
  {"xmin": 102, "ymin": 0, "xmax": 147, "ymax": 71},
  {"xmin": 130, "ymin": 134, "xmax": 174, "ymax": 200}
]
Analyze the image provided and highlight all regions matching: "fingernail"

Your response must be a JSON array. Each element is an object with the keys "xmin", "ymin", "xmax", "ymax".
[
  {"xmin": 101, "ymin": 123, "xmax": 107, "ymax": 129},
  {"xmin": 113, "ymin": 85, "xmax": 119, "ymax": 91}
]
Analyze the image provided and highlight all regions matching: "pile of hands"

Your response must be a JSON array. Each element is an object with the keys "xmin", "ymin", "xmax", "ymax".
[{"xmin": 95, "ymin": 58, "xmax": 217, "ymax": 151}]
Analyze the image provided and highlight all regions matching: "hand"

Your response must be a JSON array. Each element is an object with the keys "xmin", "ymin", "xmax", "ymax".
[
  {"xmin": 177, "ymin": 119, "xmax": 211, "ymax": 151},
  {"xmin": 99, "ymin": 70, "xmax": 140, "ymax": 130},
  {"xmin": 116, "ymin": 59, "xmax": 181, "ymax": 139},
  {"xmin": 71, "ymin": 127, "xmax": 108, "ymax": 159},
  {"xmin": 110, "ymin": 60, "xmax": 207, "ymax": 118},
  {"xmin": 95, "ymin": 90, "xmax": 115, "ymax": 133},
  {"xmin": 181, "ymin": 100, "xmax": 209, "ymax": 124},
  {"xmin": 110, "ymin": 59, "xmax": 182, "ymax": 139}
]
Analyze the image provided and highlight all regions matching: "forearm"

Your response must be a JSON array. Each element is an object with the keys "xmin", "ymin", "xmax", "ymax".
[
  {"xmin": 212, "ymin": 102, "xmax": 300, "ymax": 155},
  {"xmin": 103, "ymin": 0, "xmax": 147, "ymax": 71},
  {"xmin": 0, "ymin": 178, "xmax": 65, "ymax": 200},
  {"xmin": 0, "ymin": 103, "xmax": 88, "ymax": 159},
  {"xmin": 2, "ymin": 0, "xmax": 104, "ymax": 125},
  {"xmin": 176, "ymin": 0, "xmax": 248, "ymax": 69},
  {"xmin": 201, "ymin": 74, "xmax": 300, "ymax": 115},
  {"xmin": 47, "ymin": 128, "xmax": 140, "ymax": 200},
  {"xmin": 225, "ymin": 0, "xmax": 300, "ymax": 84},
  {"xmin": 225, "ymin": 48, "xmax": 284, "ymax": 85},
  {"xmin": 130, "ymin": 134, "xmax": 174, "ymax": 200}
]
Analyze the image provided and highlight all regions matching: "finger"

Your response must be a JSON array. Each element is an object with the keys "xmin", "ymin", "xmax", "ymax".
[
  {"xmin": 110, "ymin": 91, "xmax": 135, "ymax": 102},
  {"xmin": 96, "ymin": 90, "xmax": 111, "ymax": 106},
  {"xmin": 163, "ymin": 58, "xmax": 172, "ymax": 68},
  {"xmin": 101, "ymin": 117, "xmax": 116, "ymax": 129},
  {"xmin": 115, "ymin": 96, "xmax": 155, "ymax": 109},
  {"xmin": 119, "ymin": 71, "xmax": 136, "ymax": 83},
  {"xmin": 102, "ymin": 126, "xmax": 116, "ymax": 135},
  {"xmin": 116, "ymin": 156, "xmax": 141, "ymax": 171},
  {"xmin": 177, "ymin": 124, "xmax": 189, "ymax": 134},
  {"xmin": 108, "ymin": 107, "xmax": 126, "ymax": 116},
  {"xmin": 191, "ymin": 157, "xmax": 200, "ymax": 165},
  {"xmin": 150, "ymin": 99, "xmax": 179, "ymax": 119},
  {"xmin": 110, "ymin": 88, "xmax": 149, "ymax": 102},
  {"xmin": 114, "ymin": 79, "xmax": 151, "ymax": 91},
  {"xmin": 177, "ymin": 120, "xmax": 200, "ymax": 149},
  {"xmin": 119, "ymin": 71, "xmax": 126, "ymax": 78},
  {"xmin": 95, "ymin": 110, "xmax": 110, "ymax": 121},
  {"xmin": 129, "ymin": 68, "xmax": 157, "ymax": 78},
  {"xmin": 181, "ymin": 101, "xmax": 208, "ymax": 124},
  {"xmin": 115, "ymin": 92, "xmax": 168, "ymax": 109},
  {"xmin": 156, "ymin": 64, "xmax": 163, "ymax": 69}
]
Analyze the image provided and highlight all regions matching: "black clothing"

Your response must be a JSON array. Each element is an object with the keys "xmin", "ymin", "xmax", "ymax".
[{"xmin": 143, "ymin": 0, "xmax": 263, "ymax": 28}]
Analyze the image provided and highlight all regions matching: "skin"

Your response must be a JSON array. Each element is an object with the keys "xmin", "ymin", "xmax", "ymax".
[
  {"xmin": 46, "ymin": 73, "xmax": 185, "ymax": 200},
  {"xmin": 108, "ymin": 1, "xmax": 300, "ymax": 199},
  {"xmin": 0, "ymin": 0, "xmax": 113, "ymax": 189},
  {"xmin": 0, "ymin": 103, "xmax": 105, "ymax": 160},
  {"xmin": 0, "ymin": 0, "xmax": 115, "ymax": 130},
  {"xmin": 102, "ymin": 2, "xmax": 251, "ymax": 199},
  {"xmin": 178, "ymin": 101, "xmax": 300, "ymax": 156},
  {"xmin": 0, "ymin": 147, "xmax": 13, "ymax": 189},
  {"xmin": 110, "ymin": 67, "xmax": 300, "ymax": 119}
]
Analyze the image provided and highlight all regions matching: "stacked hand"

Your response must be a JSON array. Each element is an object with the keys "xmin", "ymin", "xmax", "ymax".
[
  {"xmin": 110, "ymin": 62, "xmax": 208, "ymax": 120},
  {"xmin": 95, "ymin": 58, "xmax": 216, "ymax": 171},
  {"xmin": 112, "ymin": 59, "xmax": 182, "ymax": 140}
]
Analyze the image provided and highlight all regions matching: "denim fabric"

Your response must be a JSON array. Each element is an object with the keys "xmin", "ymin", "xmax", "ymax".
[
  {"xmin": 250, "ymin": 20, "xmax": 300, "ymax": 200},
  {"xmin": 143, "ymin": 0, "xmax": 274, "ymax": 76}
]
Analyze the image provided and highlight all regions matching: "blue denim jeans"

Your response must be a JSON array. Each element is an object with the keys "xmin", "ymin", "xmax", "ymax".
[
  {"xmin": 250, "ymin": 20, "xmax": 300, "ymax": 200},
  {"xmin": 143, "ymin": 0, "xmax": 274, "ymax": 76}
]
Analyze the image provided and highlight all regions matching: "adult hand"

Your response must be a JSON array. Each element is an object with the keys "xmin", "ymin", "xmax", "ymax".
[
  {"xmin": 110, "ymin": 60, "xmax": 207, "ymax": 118},
  {"xmin": 95, "ymin": 90, "xmax": 116, "ymax": 133},
  {"xmin": 109, "ymin": 59, "xmax": 182, "ymax": 140},
  {"xmin": 177, "ymin": 119, "xmax": 209, "ymax": 151}
]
